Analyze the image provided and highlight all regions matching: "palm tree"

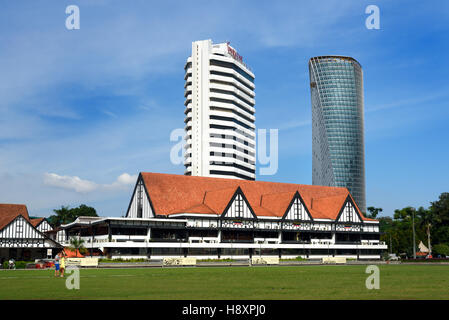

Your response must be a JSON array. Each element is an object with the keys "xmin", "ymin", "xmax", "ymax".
[
  {"xmin": 68, "ymin": 237, "xmax": 85, "ymax": 257},
  {"xmin": 417, "ymin": 207, "xmax": 435, "ymax": 255},
  {"xmin": 50, "ymin": 206, "xmax": 73, "ymax": 227}
]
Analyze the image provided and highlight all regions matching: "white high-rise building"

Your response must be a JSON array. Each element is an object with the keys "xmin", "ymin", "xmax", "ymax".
[{"xmin": 184, "ymin": 39, "xmax": 256, "ymax": 180}]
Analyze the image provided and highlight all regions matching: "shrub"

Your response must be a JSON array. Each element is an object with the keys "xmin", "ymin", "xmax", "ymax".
[
  {"xmin": 280, "ymin": 256, "xmax": 308, "ymax": 261},
  {"xmin": 197, "ymin": 258, "xmax": 235, "ymax": 262},
  {"xmin": 2, "ymin": 260, "xmax": 33, "ymax": 269}
]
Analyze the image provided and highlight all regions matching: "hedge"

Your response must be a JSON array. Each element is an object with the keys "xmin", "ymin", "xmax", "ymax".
[{"xmin": 2, "ymin": 261, "xmax": 34, "ymax": 269}]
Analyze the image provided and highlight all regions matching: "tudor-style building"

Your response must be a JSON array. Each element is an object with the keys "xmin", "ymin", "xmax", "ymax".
[
  {"xmin": 56, "ymin": 172, "xmax": 387, "ymax": 260},
  {"xmin": 0, "ymin": 204, "xmax": 60, "ymax": 261}
]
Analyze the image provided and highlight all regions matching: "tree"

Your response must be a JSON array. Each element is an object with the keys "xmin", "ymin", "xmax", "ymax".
[
  {"xmin": 48, "ymin": 204, "xmax": 98, "ymax": 228},
  {"xmin": 429, "ymin": 193, "xmax": 449, "ymax": 244},
  {"xmin": 376, "ymin": 192, "xmax": 449, "ymax": 257},
  {"xmin": 416, "ymin": 206, "xmax": 434, "ymax": 254},
  {"xmin": 391, "ymin": 207, "xmax": 420, "ymax": 257},
  {"xmin": 70, "ymin": 204, "xmax": 97, "ymax": 218},
  {"xmin": 366, "ymin": 207, "xmax": 383, "ymax": 219},
  {"xmin": 432, "ymin": 244, "xmax": 449, "ymax": 257},
  {"xmin": 393, "ymin": 207, "xmax": 415, "ymax": 220},
  {"xmin": 430, "ymin": 193, "xmax": 449, "ymax": 220},
  {"xmin": 378, "ymin": 216, "xmax": 394, "ymax": 252},
  {"xmin": 68, "ymin": 237, "xmax": 86, "ymax": 258},
  {"xmin": 48, "ymin": 206, "xmax": 72, "ymax": 227}
]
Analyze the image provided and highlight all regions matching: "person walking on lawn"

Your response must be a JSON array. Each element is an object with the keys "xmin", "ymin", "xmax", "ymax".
[
  {"xmin": 60, "ymin": 252, "xmax": 66, "ymax": 277},
  {"xmin": 54, "ymin": 252, "xmax": 60, "ymax": 277}
]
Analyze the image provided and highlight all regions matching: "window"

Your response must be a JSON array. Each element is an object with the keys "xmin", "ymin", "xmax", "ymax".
[
  {"xmin": 137, "ymin": 206, "xmax": 143, "ymax": 219},
  {"xmin": 293, "ymin": 199, "xmax": 303, "ymax": 220},
  {"xmin": 344, "ymin": 202, "xmax": 352, "ymax": 222},
  {"xmin": 137, "ymin": 182, "xmax": 143, "ymax": 218},
  {"xmin": 16, "ymin": 223, "xmax": 23, "ymax": 234},
  {"xmin": 235, "ymin": 195, "xmax": 243, "ymax": 217}
]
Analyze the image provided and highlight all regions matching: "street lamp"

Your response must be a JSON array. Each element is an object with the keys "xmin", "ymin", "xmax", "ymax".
[
  {"xmin": 90, "ymin": 221, "xmax": 93, "ymax": 258},
  {"xmin": 427, "ymin": 223, "xmax": 432, "ymax": 257},
  {"xmin": 412, "ymin": 209, "xmax": 416, "ymax": 259}
]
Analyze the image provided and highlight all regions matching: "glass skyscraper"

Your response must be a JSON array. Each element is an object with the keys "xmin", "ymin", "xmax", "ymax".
[{"xmin": 308, "ymin": 56, "xmax": 366, "ymax": 212}]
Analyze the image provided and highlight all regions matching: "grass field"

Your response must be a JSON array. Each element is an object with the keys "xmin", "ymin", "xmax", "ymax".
[{"xmin": 0, "ymin": 265, "xmax": 448, "ymax": 300}]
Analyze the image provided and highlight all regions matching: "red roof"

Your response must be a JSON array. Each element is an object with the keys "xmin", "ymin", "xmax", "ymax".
[
  {"xmin": 0, "ymin": 204, "xmax": 30, "ymax": 230},
  {"xmin": 30, "ymin": 217, "xmax": 45, "ymax": 227},
  {"xmin": 62, "ymin": 248, "xmax": 84, "ymax": 258},
  {"xmin": 261, "ymin": 191, "xmax": 297, "ymax": 217},
  {"xmin": 0, "ymin": 204, "xmax": 53, "ymax": 232},
  {"xmin": 140, "ymin": 172, "xmax": 374, "ymax": 221}
]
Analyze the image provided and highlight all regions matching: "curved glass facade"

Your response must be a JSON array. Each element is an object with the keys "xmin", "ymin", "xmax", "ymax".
[{"xmin": 308, "ymin": 56, "xmax": 366, "ymax": 212}]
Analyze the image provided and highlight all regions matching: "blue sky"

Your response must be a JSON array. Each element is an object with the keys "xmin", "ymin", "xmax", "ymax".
[{"xmin": 0, "ymin": 0, "xmax": 448, "ymax": 218}]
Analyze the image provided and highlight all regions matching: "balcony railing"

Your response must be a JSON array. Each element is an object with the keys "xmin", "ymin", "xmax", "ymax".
[
  {"xmin": 281, "ymin": 240, "xmax": 311, "ymax": 244},
  {"xmin": 221, "ymin": 239, "xmax": 254, "ymax": 243},
  {"xmin": 334, "ymin": 241, "xmax": 362, "ymax": 245},
  {"xmin": 148, "ymin": 238, "xmax": 188, "ymax": 243}
]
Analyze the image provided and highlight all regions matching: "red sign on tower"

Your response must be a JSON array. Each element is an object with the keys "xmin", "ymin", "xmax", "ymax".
[{"xmin": 227, "ymin": 44, "xmax": 243, "ymax": 63}]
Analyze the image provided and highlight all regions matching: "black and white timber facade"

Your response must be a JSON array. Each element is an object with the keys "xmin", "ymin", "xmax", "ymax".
[{"xmin": 0, "ymin": 204, "xmax": 60, "ymax": 261}]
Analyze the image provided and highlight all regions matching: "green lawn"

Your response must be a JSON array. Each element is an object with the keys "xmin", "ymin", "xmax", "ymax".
[{"xmin": 0, "ymin": 265, "xmax": 448, "ymax": 300}]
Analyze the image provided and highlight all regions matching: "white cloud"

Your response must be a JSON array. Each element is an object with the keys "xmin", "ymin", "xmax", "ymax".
[
  {"xmin": 115, "ymin": 173, "xmax": 137, "ymax": 185},
  {"xmin": 43, "ymin": 172, "xmax": 137, "ymax": 194},
  {"xmin": 43, "ymin": 173, "xmax": 98, "ymax": 193},
  {"xmin": 102, "ymin": 110, "xmax": 118, "ymax": 118},
  {"xmin": 104, "ymin": 173, "xmax": 138, "ymax": 190}
]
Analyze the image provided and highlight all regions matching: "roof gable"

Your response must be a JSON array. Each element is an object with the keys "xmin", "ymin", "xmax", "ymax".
[
  {"xmin": 282, "ymin": 191, "xmax": 313, "ymax": 221},
  {"xmin": 335, "ymin": 196, "xmax": 364, "ymax": 223},
  {"xmin": 125, "ymin": 174, "xmax": 155, "ymax": 218},
  {"xmin": 0, "ymin": 214, "xmax": 45, "ymax": 239},
  {"xmin": 221, "ymin": 187, "xmax": 257, "ymax": 219},
  {"xmin": 0, "ymin": 204, "xmax": 30, "ymax": 231}
]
